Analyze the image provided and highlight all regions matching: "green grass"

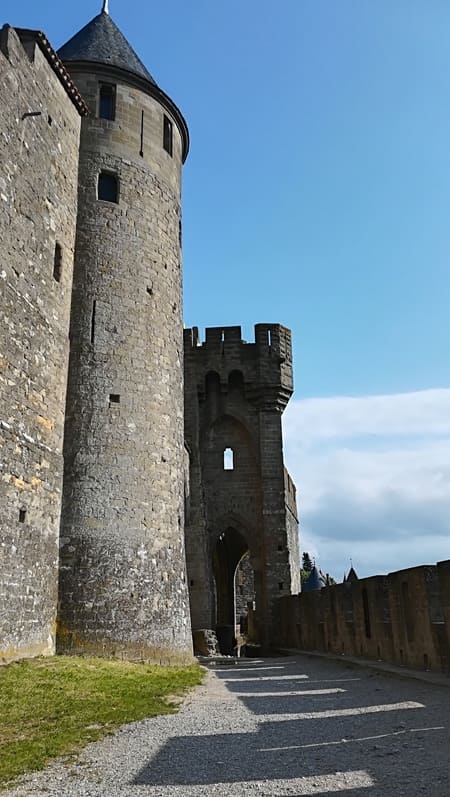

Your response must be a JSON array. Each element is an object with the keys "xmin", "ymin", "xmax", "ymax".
[{"xmin": 0, "ymin": 656, "xmax": 204, "ymax": 787}]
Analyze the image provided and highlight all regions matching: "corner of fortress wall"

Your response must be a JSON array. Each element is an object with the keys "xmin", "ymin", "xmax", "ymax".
[{"xmin": 0, "ymin": 25, "xmax": 81, "ymax": 665}]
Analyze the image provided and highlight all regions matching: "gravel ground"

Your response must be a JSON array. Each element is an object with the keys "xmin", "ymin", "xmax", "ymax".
[{"xmin": 4, "ymin": 655, "xmax": 450, "ymax": 796}]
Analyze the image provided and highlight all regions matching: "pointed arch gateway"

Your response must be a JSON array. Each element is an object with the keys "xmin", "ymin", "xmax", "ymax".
[{"xmin": 213, "ymin": 526, "xmax": 254, "ymax": 654}]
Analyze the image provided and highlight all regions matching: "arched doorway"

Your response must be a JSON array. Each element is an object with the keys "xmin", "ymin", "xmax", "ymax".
[{"xmin": 213, "ymin": 527, "xmax": 250, "ymax": 653}]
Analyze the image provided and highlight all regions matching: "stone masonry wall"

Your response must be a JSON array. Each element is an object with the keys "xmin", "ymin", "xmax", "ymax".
[
  {"xmin": 284, "ymin": 469, "xmax": 301, "ymax": 595},
  {"xmin": 235, "ymin": 552, "xmax": 255, "ymax": 625},
  {"xmin": 58, "ymin": 68, "xmax": 192, "ymax": 662},
  {"xmin": 0, "ymin": 26, "xmax": 81, "ymax": 663},
  {"xmin": 277, "ymin": 559, "xmax": 450, "ymax": 675}
]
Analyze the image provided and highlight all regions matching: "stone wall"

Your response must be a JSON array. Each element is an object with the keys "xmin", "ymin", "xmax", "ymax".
[
  {"xmin": 184, "ymin": 324, "xmax": 300, "ymax": 650},
  {"xmin": 57, "ymin": 64, "xmax": 192, "ymax": 662},
  {"xmin": 277, "ymin": 559, "xmax": 450, "ymax": 674},
  {"xmin": 0, "ymin": 26, "xmax": 82, "ymax": 663},
  {"xmin": 235, "ymin": 552, "xmax": 255, "ymax": 625}
]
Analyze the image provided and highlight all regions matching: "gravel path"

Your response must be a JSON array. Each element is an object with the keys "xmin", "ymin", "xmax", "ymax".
[{"xmin": 4, "ymin": 655, "xmax": 450, "ymax": 796}]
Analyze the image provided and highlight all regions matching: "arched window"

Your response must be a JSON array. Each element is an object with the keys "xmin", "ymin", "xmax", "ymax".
[
  {"xmin": 223, "ymin": 447, "xmax": 234, "ymax": 470},
  {"xmin": 98, "ymin": 172, "xmax": 119, "ymax": 203},
  {"xmin": 163, "ymin": 114, "xmax": 173, "ymax": 156}
]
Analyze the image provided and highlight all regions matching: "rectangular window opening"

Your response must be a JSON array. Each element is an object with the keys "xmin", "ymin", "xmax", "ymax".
[
  {"xmin": 99, "ymin": 83, "xmax": 116, "ymax": 120},
  {"xmin": 19, "ymin": 508, "xmax": 26, "ymax": 523},
  {"xmin": 91, "ymin": 300, "xmax": 96, "ymax": 344},
  {"xmin": 163, "ymin": 114, "xmax": 173, "ymax": 156},
  {"xmin": 109, "ymin": 393, "xmax": 120, "ymax": 405},
  {"xmin": 53, "ymin": 242, "xmax": 62, "ymax": 282},
  {"xmin": 223, "ymin": 447, "xmax": 234, "ymax": 470},
  {"xmin": 278, "ymin": 582, "xmax": 284, "ymax": 591},
  {"xmin": 140, "ymin": 109, "xmax": 144, "ymax": 157},
  {"xmin": 98, "ymin": 172, "xmax": 119, "ymax": 203}
]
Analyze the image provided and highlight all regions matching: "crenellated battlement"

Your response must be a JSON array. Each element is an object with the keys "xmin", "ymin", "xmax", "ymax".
[{"xmin": 184, "ymin": 323, "xmax": 294, "ymax": 411}]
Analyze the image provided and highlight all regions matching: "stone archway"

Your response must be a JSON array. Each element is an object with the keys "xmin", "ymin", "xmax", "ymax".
[{"xmin": 213, "ymin": 526, "xmax": 249, "ymax": 653}]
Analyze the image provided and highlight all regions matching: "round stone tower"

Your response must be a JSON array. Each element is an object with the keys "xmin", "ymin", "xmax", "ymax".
[{"xmin": 57, "ymin": 5, "xmax": 192, "ymax": 661}]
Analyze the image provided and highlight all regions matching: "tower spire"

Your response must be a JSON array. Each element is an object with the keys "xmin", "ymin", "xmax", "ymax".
[{"xmin": 102, "ymin": 0, "xmax": 109, "ymax": 14}]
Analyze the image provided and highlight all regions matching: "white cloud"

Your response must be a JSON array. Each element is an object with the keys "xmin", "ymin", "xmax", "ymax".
[{"xmin": 282, "ymin": 388, "xmax": 450, "ymax": 580}]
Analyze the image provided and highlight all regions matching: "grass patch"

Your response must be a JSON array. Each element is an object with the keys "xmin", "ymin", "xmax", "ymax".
[{"xmin": 0, "ymin": 656, "xmax": 204, "ymax": 787}]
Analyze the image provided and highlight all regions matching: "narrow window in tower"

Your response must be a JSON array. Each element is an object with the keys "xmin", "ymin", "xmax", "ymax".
[
  {"xmin": 139, "ymin": 109, "xmax": 144, "ymax": 157},
  {"xmin": 223, "ymin": 447, "xmax": 234, "ymax": 470},
  {"xmin": 91, "ymin": 300, "xmax": 96, "ymax": 344},
  {"xmin": 53, "ymin": 242, "xmax": 62, "ymax": 282},
  {"xmin": 98, "ymin": 172, "xmax": 119, "ymax": 203},
  {"xmin": 99, "ymin": 83, "xmax": 116, "ymax": 120},
  {"xmin": 109, "ymin": 394, "xmax": 120, "ymax": 406},
  {"xmin": 163, "ymin": 114, "xmax": 173, "ymax": 156},
  {"xmin": 19, "ymin": 508, "xmax": 26, "ymax": 523}
]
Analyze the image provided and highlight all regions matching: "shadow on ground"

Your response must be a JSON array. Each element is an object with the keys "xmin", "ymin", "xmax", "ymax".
[{"xmin": 133, "ymin": 657, "xmax": 449, "ymax": 796}]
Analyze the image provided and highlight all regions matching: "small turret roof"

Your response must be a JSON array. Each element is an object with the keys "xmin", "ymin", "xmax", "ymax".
[
  {"xmin": 58, "ymin": 10, "xmax": 156, "ymax": 85},
  {"xmin": 346, "ymin": 566, "xmax": 358, "ymax": 582},
  {"xmin": 303, "ymin": 566, "xmax": 326, "ymax": 592}
]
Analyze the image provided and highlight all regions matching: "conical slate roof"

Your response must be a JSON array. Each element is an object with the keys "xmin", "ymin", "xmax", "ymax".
[
  {"xmin": 58, "ymin": 10, "xmax": 156, "ymax": 85},
  {"xmin": 346, "ymin": 566, "xmax": 358, "ymax": 582},
  {"xmin": 303, "ymin": 566, "xmax": 326, "ymax": 593}
]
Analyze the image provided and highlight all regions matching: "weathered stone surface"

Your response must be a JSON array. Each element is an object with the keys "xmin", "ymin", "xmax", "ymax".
[
  {"xmin": 192, "ymin": 628, "xmax": 220, "ymax": 657},
  {"xmin": 0, "ymin": 26, "xmax": 82, "ymax": 663}
]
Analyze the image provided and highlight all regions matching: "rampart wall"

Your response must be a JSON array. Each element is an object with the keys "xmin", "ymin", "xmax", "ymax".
[{"xmin": 277, "ymin": 559, "xmax": 450, "ymax": 675}]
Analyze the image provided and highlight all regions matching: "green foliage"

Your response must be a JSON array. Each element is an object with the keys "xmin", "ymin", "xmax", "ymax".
[
  {"xmin": 0, "ymin": 656, "xmax": 204, "ymax": 786},
  {"xmin": 302, "ymin": 552, "xmax": 313, "ymax": 573},
  {"xmin": 301, "ymin": 551, "xmax": 313, "ymax": 585}
]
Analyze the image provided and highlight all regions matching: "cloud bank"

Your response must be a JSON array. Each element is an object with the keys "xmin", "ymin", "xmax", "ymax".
[{"xmin": 282, "ymin": 388, "xmax": 450, "ymax": 580}]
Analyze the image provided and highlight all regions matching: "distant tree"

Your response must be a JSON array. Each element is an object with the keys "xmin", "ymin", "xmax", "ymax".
[
  {"xmin": 302, "ymin": 552, "xmax": 313, "ymax": 572},
  {"xmin": 300, "ymin": 551, "xmax": 313, "ymax": 586}
]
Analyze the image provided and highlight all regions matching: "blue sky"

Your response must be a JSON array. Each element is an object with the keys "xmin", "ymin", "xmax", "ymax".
[{"xmin": 4, "ymin": 1, "xmax": 450, "ymax": 578}]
